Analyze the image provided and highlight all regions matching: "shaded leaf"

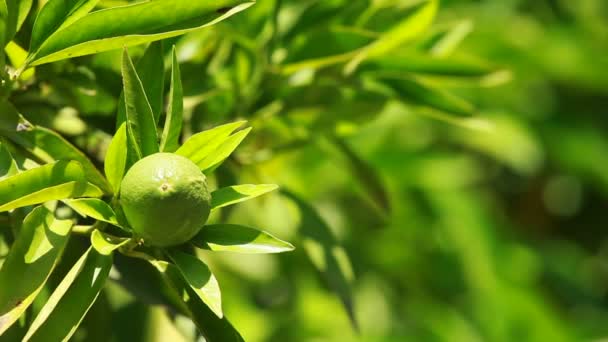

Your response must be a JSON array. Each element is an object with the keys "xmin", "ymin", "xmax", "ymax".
[
  {"xmin": 375, "ymin": 74, "xmax": 475, "ymax": 116},
  {"xmin": 23, "ymin": 246, "xmax": 112, "ymax": 342},
  {"xmin": 122, "ymin": 49, "xmax": 159, "ymax": 158},
  {"xmin": 0, "ymin": 160, "xmax": 103, "ymax": 213},
  {"xmin": 104, "ymin": 122, "xmax": 127, "ymax": 194},
  {"xmin": 27, "ymin": 0, "xmax": 255, "ymax": 66},
  {"xmin": 29, "ymin": 0, "xmax": 101, "ymax": 53},
  {"xmin": 191, "ymin": 224, "xmax": 294, "ymax": 254},
  {"xmin": 211, "ymin": 184, "xmax": 278, "ymax": 210},
  {"xmin": 325, "ymin": 136, "xmax": 390, "ymax": 216},
  {"xmin": 160, "ymin": 46, "xmax": 183, "ymax": 153},
  {"xmin": 176, "ymin": 121, "xmax": 245, "ymax": 166},
  {"xmin": 167, "ymin": 250, "xmax": 222, "ymax": 318},
  {"xmin": 282, "ymin": 190, "xmax": 358, "ymax": 330},
  {"xmin": 0, "ymin": 206, "xmax": 72, "ymax": 335}
]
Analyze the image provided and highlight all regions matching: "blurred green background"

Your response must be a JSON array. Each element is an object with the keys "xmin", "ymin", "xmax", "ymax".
[{"xmin": 6, "ymin": 0, "xmax": 608, "ymax": 341}]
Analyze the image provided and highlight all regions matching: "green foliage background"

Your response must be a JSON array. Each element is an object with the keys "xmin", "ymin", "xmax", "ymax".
[{"xmin": 1, "ymin": 0, "xmax": 608, "ymax": 341}]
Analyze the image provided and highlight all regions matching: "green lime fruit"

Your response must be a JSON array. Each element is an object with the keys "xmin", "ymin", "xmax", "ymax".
[{"xmin": 119, "ymin": 153, "xmax": 211, "ymax": 247}]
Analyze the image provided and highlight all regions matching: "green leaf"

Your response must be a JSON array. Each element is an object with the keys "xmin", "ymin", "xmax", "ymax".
[
  {"xmin": 150, "ymin": 260, "xmax": 244, "ymax": 341},
  {"xmin": 282, "ymin": 190, "xmax": 358, "ymax": 330},
  {"xmin": 0, "ymin": 141, "xmax": 18, "ymax": 180},
  {"xmin": 0, "ymin": 101, "xmax": 111, "ymax": 194},
  {"xmin": 360, "ymin": 52, "xmax": 499, "ymax": 77},
  {"xmin": 420, "ymin": 19, "xmax": 473, "ymax": 57},
  {"xmin": 62, "ymin": 198, "xmax": 119, "ymax": 227},
  {"xmin": 16, "ymin": 0, "xmax": 32, "ymax": 31},
  {"xmin": 0, "ymin": 160, "xmax": 103, "ymax": 213},
  {"xmin": 167, "ymin": 250, "xmax": 222, "ymax": 318},
  {"xmin": 90, "ymin": 230, "xmax": 130, "ymax": 255},
  {"xmin": 211, "ymin": 184, "xmax": 278, "ymax": 210},
  {"xmin": 1, "ymin": 0, "xmax": 17, "ymax": 46},
  {"xmin": 104, "ymin": 122, "xmax": 127, "ymax": 194},
  {"xmin": 375, "ymin": 74, "xmax": 475, "ymax": 116},
  {"xmin": 324, "ymin": 136, "xmax": 390, "ymax": 217},
  {"xmin": 29, "ymin": 0, "xmax": 101, "ymax": 53},
  {"xmin": 197, "ymin": 127, "xmax": 252, "ymax": 173},
  {"xmin": 344, "ymin": 0, "xmax": 438, "ymax": 74},
  {"xmin": 160, "ymin": 46, "xmax": 183, "ymax": 153},
  {"xmin": 116, "ymin": 41, "xmax": 166, "ymax": 126},
  {"xmin": 23, "ymin": 246, "xmax": 113, "ymax": 342},
  {"xmin": 122, "ymin": 49, "xmax": 159, "ymax": 159},
  {"xmin": 0, "ymin": 206, "xmax": 72, "ymax": 335},
  {"xmin": 176, "ymin": 121, "xmax": 246, "ymax": 165},
  {"xmin": 26, "ymin": 0, "xmax": 255, "ymax": 66},
  {"xmin": 191, "ymin": 224, "xmax": 294, "ymax": 254}
]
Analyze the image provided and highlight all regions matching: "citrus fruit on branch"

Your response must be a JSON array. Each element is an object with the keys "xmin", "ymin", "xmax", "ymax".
[{"xmin": 119, "ymin": 153, "xmax": 211, "ymax": 247}]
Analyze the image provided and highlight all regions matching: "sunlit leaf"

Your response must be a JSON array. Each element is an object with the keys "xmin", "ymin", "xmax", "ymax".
[
  {"xmin": 23, "ymin": 246, "xmax": 112, "ymax": 342},
  {"xmin": 26, "ymin": 1, "xmax": 255, "ymax": 66},
  {"xmin": 104, "ymin": 123, "xmax": 127, "ymax": 194},
  {"xmin": 63, "ymin": 198, "xmax": 120, "ymax": 227},
  {"xmin": 0, "ymin": 160, "xmax": 103, "ymax": 213},
  {"xmin": 211, "ymin": 184, "xmax": 278, "ymax": 210},
  {"xmin": 0, "ymin": 206, "xmax": 72, "ymax": 335},
  {"xmin": 160, "ymin": 46, "xmax": 183, "ymax": 153},
  {"xmin": 0, "ymin": 100, "xmax": 111, "ymax": 193},
  {"xmin": 168, "ymin": 250, "xmax": 222, "ymax": 318},
  {"xmin": 176, "ymin": 121, "xmax": 246, "ymax": 167},
  {"xmin": 116, "ymin": 41, "xmax": 166, "ymax": 127},
  {"xmin": 191, "ymin": 224, "xmax": 294, "ymax": 254},
  {"xmin": 345, "ymin": 0, "xmax": 438, "ymax": 74},
  {"xmin": 90, "ymin": 230, "xmax": 130, "ymax": 255},
  {"xmin": 29, "ymin": 0, "xmax": 101, "ymax": 53},
  {"xmin": 122, "ymin": 49, "xmax": 159, "ymax": 159},
  {"xmin": 198, "ymin": 127, "xmax": 252, "ymax": 173},
  {"xmin": 149, "ymin": 260, "xmax": 244, "ymax": 341},
  {"xmin": 0, "ymin": 141, "xmax": 18, "ymax": 180}
]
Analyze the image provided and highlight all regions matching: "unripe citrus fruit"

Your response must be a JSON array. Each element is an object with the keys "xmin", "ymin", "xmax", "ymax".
[{"xmin": 119, "ymin": 153, "xmax": 211, "ymax": 247}]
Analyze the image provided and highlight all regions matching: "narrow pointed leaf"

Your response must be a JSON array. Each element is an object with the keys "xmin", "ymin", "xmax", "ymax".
[
  {"xmin": 0, "ymin": 160, "xmax": 103, "ymax": 213},
  {"xmin": 211, "ymin": 184, "xmax": 278, "ymax": 210},
  {"xmin": 27, "ymin": 1, "xmax": 255, "ymax": 66},
  {"xmin": 377, "ymin": 74, "xmax": 475, "ymax": 116},
  {"xmin": 23, "ymin": 246, "xmax": 112, "ymax": 342},
  {"xmin": 122, "ymin": 49, "xmax": 159, "ymax": 158},
  {"xmin": 160, "ymin": 46, "xmax": 183, "ymax": 153},
  {"xmin": 326, "ymin": 137, "xmax": 390, "ymax": 216},
  {"xmin": 17, "ymin": 0, "xmax": 32, "ymax": 31},
  {"xmin": 176, "ymin": 121, "xmax": 245, "ymax": 163},
  {"xmin": 282, "ymin": 190, "xmax": 358, "ymax": 330},
  {"xmin": 0, "ymin": 141, "xmax": 18, "ymax": 180},
  {"xmin": 150, "ymin": 260, "xmax": 244, "ymax": 341},
  {"xmin": 345, "ymin": 0, "xmax": 438, "ymax": 74},
  {"xmin": 104, "ymin": 123, "xmax": 127, "ymax": 194},
  {"xmin": 90, "ymin": 230, "xmax": 130, "ymax": 255},
  {"xmin": 30, "ymin": 0, "xmax": 101, "ymax": 53},
  {"xmin": 116, "ymin": 41, "xmax": 166, "ymax": 126},
  {"xmin": 198, "ymin": 127, "xmax": 252, "ymax": 173},
  {"xmin": 191, "ymin": 224, "xmax": 294, "ymax": 254},
  {"xmin": 168, "ymin": 250, "xmax": 222, "ymax": 318},
  {"xmin": 63, "ymin": 198, "xmax": 119, "ymax": 227},
  {"xmin": 0, "ymin": 206, "xmax": 72, "ymax": 335}
]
